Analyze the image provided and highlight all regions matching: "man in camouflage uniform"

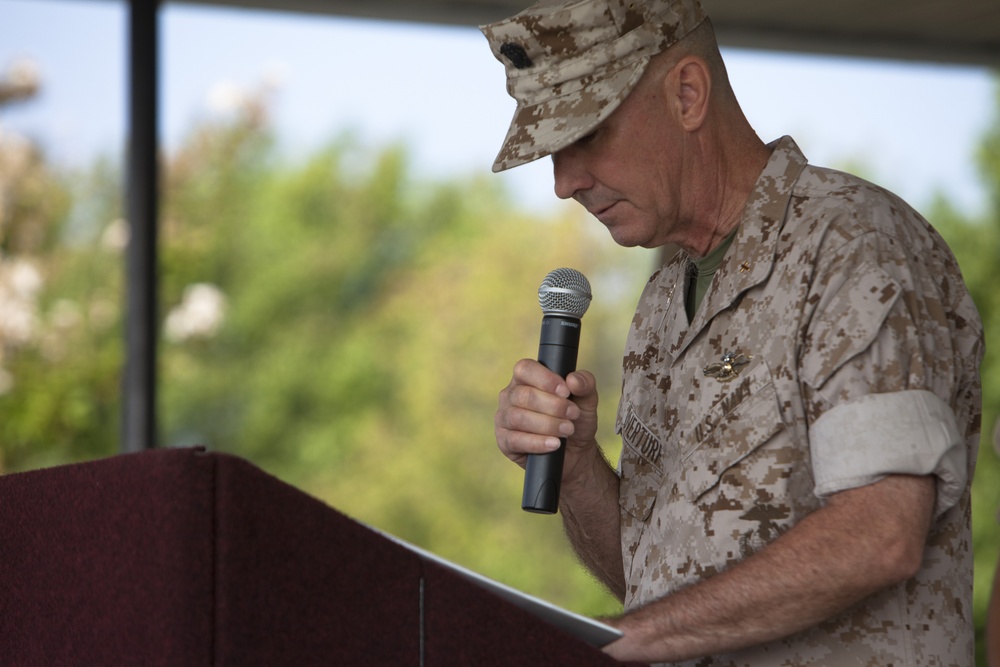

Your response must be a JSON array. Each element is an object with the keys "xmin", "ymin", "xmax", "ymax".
[{"xmin": 487, "ymin": 0, "xmax": 984, "ymax": 665}]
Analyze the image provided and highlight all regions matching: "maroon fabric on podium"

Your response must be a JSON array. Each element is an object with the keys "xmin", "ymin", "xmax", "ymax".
[
  {"xmin": 422, "ymin": 561, "xmax": 645, "ymax": 667},
  {"xmin": 0, "ymin": 448, "xmax": 648, "ymax": 665},
  {"xmin": 212, "ymin": 452, "xmax": 421, "ymax": 664},
  {"xmin": 0, "ymin": 448, "xmax": 216, "ymax": 665}
]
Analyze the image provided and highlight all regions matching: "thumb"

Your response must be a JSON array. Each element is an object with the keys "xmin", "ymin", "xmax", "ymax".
[{"xmin": 566, "ymin": 370, "xmax": 598, "ymax": 405}]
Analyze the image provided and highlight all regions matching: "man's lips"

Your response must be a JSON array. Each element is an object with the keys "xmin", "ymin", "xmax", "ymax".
[
  {"xmin": 576, "ymin": 192, "xmax": 624, "ymax": 221},
  {"xmin": 589, "ymin": 200, "xmax": 620, "ymax": 221}
]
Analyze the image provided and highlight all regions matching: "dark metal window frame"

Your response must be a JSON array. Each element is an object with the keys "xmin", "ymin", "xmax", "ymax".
[{"xmin": 124, "ymin": 0, "xmax": 159, "ymax": 451}]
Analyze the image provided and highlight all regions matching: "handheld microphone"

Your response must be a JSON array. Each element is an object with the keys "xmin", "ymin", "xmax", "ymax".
[{"xmin": 522, "ymin": 268, "xmax": 592, "ymax": 514}]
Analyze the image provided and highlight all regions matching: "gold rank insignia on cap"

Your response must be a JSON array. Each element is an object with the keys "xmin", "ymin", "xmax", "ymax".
[{"xmin": 703, "ymin": 352, "xmax": 752, "ymax": 383}]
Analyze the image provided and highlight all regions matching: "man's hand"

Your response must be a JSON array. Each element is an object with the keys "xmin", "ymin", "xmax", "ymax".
[
  {"xmin": 495, "ymin": 360, "xmax": 625, "ymax": 595},
  {"xmin": 494, "ymin": 359, "xmax": 600, "ymax": 472}
]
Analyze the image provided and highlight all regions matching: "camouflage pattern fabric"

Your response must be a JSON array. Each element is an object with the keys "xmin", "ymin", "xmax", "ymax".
[
  {"xmin": 615, "ymin": 136, "xmax": 984, "ymax": 666},
  {"xmin": 480, "ymin": 0, "xmax": 706, "ymax": 172}
]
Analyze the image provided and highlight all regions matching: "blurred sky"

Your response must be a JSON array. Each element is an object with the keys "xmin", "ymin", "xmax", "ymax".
[{"xmin": 0, "ymin": 0, "xmax": 996, "ymax": 217}]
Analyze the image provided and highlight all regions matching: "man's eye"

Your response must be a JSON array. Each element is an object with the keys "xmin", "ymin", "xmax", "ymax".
[{"xmin": 576, "ymin": 131, "xmax": 597, "ymax": 146}]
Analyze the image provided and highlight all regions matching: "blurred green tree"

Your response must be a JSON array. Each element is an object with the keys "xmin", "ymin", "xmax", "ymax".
[{"xmin": 0, "ymin": 80, "xmax": 122, "ymax": 470}]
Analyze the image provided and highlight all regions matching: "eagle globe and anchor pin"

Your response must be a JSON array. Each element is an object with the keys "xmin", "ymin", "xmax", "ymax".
[{"xmin": 703, "ymin": 352, "xmax": 753, "ymax": 383}]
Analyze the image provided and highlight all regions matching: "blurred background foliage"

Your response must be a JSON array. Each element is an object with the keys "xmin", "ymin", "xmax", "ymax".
[{"xmin": 1, "ymin": 78, "xmax": 998, "ymax": 651}]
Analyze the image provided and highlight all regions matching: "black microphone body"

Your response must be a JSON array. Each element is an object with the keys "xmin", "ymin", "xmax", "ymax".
[{"xmin": 522, "ymin": 269, "xmax": 591, "ymax": 514}]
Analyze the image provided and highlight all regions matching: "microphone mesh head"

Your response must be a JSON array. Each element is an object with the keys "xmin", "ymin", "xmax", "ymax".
[{"xmin": 538, "ymin": 268, "xmax": 592, "ymax": 318}]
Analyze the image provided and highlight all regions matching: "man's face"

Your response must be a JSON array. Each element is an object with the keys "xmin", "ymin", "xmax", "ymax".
[{"xmin": 551, "ymin": 66, "xmax": 684, "ymax": 249}]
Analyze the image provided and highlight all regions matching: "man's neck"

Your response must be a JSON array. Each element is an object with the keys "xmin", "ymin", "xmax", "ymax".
[{"xmin": 678, "ymin": 130, "xmax": 771, "ymax": 259}]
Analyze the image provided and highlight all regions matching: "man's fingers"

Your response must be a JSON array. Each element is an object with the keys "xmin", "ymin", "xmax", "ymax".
[
  {"xmin": 496, "ymin": 360, "xmax": 600, "ymax": 468},
  {"xmin": 503, "ymin": 381, "xmax": 580, "ymax": 421},
  {"xmin": 498, "ymin": 428, "xmax": 562, "ymax": 458},
  {"xmin": 496, "ymin": 399, "xmax": 575, "ymax": 439},
  {"xmin": 512, "ymin": 358, "xmax": 571, "ymax": 398}
]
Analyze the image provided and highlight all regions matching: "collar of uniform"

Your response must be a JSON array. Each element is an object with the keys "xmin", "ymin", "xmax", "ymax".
[
  {"xmin": 715, "ymin": 135, "xmax": 809, "ymax": 300},
  {"xmin": 669, "ymin": 136, "xmax": 808, "ymax": 358}
]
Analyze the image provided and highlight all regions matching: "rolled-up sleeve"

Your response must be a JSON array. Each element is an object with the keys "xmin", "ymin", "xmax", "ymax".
[
  {"xmin": 798, "ymin": 221, "xmax": 981, "ymax": 520},
  {"xmin": 809, "ymin": 389, "xmax": 966, "ymax": 516}
]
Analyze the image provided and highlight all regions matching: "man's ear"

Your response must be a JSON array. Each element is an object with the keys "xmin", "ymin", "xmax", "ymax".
[{"xmin": 666, "ymin": 56, "xmax": 711, "ymax": 132}]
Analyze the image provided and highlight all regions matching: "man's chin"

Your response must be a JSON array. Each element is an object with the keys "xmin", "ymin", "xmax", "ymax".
[{"xmin": 603, "ymin": 224, "xmax": 647, "ymax": 249}]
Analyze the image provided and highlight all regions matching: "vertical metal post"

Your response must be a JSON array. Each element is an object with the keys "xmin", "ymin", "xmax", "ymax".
[{"xmin": 123, "ymin": 0, "xmax": 160, "ymax": 452}]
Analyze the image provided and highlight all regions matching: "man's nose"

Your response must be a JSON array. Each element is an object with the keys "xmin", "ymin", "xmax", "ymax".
[{"xmin": 552, "ymin": 148, "xmax": 591, "ymax": 200}]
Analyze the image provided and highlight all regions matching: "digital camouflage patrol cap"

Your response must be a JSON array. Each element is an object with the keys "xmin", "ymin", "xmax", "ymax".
[{"xmin": 480, "ymin": 0, "xmax": 707, "ymax": 172}]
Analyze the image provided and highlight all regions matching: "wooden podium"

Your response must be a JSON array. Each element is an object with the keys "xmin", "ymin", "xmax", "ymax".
[{"xmin": 0, "ymin": 447, "xmax": 646, "ymax": 666}]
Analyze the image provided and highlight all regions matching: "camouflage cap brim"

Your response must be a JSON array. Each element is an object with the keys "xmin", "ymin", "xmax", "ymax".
[{"xmin": 491, "ymin": 57, "xmax": 647, "ymax": 172}]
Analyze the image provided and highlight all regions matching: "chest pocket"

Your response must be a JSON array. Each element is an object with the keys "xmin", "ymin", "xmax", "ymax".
[{"xmin": 682, "ymin": 361, "xmax": 786, "ymax": 501}]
